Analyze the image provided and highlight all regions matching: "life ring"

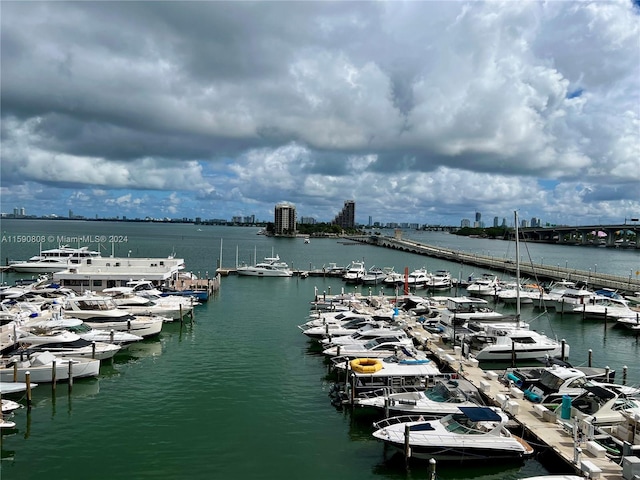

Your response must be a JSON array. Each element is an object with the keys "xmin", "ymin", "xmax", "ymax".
[{"xmin": 350, "ymin": 358, "xmax": 383, "ymax": 374}]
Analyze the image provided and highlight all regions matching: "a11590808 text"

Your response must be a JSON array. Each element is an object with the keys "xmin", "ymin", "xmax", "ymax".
[{"xmin": 1, "ymin": 234, "xmax": 128, "ymax": 243}]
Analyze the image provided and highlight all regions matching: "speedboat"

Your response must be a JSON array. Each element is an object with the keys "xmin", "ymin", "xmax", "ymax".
[
  {"xmin": 554, "ymin": 383, "xmax": 640, "ymax": 426},
  {"xmin": 26, "ymin": 316, "xmax": 143, "ymax": 345},
  {"xmin": 0, "ymin": 381, "xmax": 38, "ymax": 395},
  {"xmin": 572, "ymin": 296, "xmax": 639, "ymax": 320},
  {"xmin": 372, "ymin": 406, "xmax": 534, "ymax": 462},
  {"xmin": 236, "ymin": 255, "xmax": 293, "ymax": 277},
  {"xmin": 320, "ymin": 326, "xmax": 408, "ymax": 347},
  {"xmin": 322, "ymin": 335, "xmax": 414, "ymax": 358},
  {"xmin": 356, "ymin": 377, "xmax": 485, "ymax": 417}
]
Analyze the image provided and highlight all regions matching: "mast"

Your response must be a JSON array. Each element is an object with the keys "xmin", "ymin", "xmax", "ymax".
[{"xmin": 514, "ymin": 211, "xmax": 521, "ymax": 326}]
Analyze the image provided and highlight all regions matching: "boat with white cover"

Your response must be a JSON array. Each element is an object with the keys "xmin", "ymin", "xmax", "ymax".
[
  {"xmin": 372, "ymin": 406, "xmax": 534, "ymax": 462},
  {"xmin": 0, "ymin": 351, "xmax": 100, "ymax": 383},
  {"xmin": 13, "ymin": 329, "xmax": 121, "ymax": 361}
]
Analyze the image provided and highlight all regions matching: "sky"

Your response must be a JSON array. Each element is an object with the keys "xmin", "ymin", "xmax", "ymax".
[{"xmin": 1, "ymin": 1, "xmax": 639, "ymax": 227}]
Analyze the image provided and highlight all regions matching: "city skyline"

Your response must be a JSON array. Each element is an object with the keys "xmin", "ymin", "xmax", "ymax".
[{"xmin": 1, "ymin": 2, "xmax": 638, "ymax": 226}]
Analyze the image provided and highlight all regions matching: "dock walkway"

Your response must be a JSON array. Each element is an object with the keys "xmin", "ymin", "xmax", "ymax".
[{"xmin": 404, "ymin": 318, "xmax": 632, "ymax": 479}]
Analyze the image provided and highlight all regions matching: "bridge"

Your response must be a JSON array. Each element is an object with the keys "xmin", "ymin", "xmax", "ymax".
[
  {"xmin": 345, "ymin": 234, "xmax": 640, "ymax": 294},
  {"xmin": 516, "ymin": 223, "xmax": 639, "ymax": 248}
]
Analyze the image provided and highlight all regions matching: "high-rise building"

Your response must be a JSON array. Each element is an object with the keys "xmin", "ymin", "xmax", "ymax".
[
  {"xmin": 493, "ymin": 216, "xmax": 499, "ymax": 227},
  {"xmin": 274, "ymin": 203, "xmax": 297, "ymax": 235},
  {"xmin": 332, "ymin": 200, "xmax": 355, "ymax": 229},
  {"xmin": 461, "ymin": 219, "xmax": 471, "ymax": 228}
]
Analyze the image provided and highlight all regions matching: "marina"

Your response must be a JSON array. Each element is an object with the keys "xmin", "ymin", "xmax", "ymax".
[{"xmin": 0, "ymin": 219, "xmax": 639, "ymax": 480}]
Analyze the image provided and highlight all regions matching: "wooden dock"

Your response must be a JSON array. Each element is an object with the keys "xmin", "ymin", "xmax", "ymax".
[{"xmin": 404, "ymin": 319, "xmax": 634, "ymax": 479}]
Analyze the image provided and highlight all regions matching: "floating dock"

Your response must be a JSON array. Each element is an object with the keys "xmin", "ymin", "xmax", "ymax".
[{"xmin": 403, "ymin": 318, "xmax": 637, "ymax": 479}]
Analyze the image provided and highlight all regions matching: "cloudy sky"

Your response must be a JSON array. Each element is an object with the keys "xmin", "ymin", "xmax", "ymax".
[{"xmin": 1, "ymin": 1, "xmax": 639, "ymax": 226}]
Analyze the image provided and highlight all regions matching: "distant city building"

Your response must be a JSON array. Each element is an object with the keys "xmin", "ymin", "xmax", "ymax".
[
  {"xmin": 461, "ymin": 219, "xmax": 471, "ymax": 228},
  {"xmin": 521, "ymin": 219, "xmax": 528, "ymax": 228},
  {"xmin": 368, "ymin": 216, "xmax": 372, "ymax": 227},
  {"xmin": 493, "ymin": 216, "xmax": 499, "ymax": 227},
  {"xmin": 300, "ymin": 216, "xmax": 316, "ymax": 225},
  {"xmin": 231, "ymin": 215, "xmax": 243, "ymax": 224},
  {"xmin": 530, "ymin": 217, "xmax": 540, "ymax": 228},
  {"xmin": 274, "ymin": 203, "xmax": 297, "ymax": 235},
  {"xmin": 502, "ymin": 218, "xmax": 507, "ymax": 227},
  {"xmin": 244, "ymin": 214, "xmax": 255, "ymax": 224},
  {"xmin": 332, "ymin": 200, "xmax": 355, "ymax": 229}
]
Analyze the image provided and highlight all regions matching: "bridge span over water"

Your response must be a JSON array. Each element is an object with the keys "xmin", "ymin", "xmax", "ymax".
[
  {"xmin": 517, "ymin": 223, "xmax": 639, "ymax": 248},
  {"xmin": 345, "ymin": 234, "xmax": 640, "ymax": 295}
]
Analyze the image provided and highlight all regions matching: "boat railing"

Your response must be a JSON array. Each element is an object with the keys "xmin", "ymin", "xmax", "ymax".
[{"xmin": 373, "ymin": 415, "xmax": 426, "ymax": 429}]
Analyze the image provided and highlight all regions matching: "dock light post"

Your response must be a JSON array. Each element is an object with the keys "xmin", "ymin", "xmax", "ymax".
[{"xmin": 594, "ymin": 264, "xmax": 597, "ymax": 273}]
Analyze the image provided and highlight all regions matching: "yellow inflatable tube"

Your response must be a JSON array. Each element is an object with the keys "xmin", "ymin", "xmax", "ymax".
[{"xmin": 350, "ymin": 358, "xmax": 383, "ymax": 374}]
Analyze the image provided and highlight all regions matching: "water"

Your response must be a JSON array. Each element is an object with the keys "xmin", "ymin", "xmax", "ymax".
[{"xmin": 1, "ymin": 220, "xmax": 639, "ymax": 479}]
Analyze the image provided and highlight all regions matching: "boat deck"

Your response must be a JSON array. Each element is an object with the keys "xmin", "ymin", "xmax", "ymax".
[{"xmin": 404, "ymin": 319, "xmax": 629, "ymax": 479}]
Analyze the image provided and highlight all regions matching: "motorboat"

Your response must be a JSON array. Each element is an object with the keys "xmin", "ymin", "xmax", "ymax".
[
  {"xmin": 497, "ymin": 284, "xmax": 546, "ymax": 305},
  {"xmin": 343, "ymin": 261, "xmax": 366, "ymax": 283},
  {"xmin": 616, "ymin": 315, "xmax": 640, "ymax": 331},
  {"xmin": 383, "ymin": 270, "xmax": 406, "ymax": 288},
  {"xmin": 372, "ymin": 406, "xmax": 534, "ymax": 461},
  {"xmin": 320, "ymin": 326, "xmax": 408, "ymax": 348},
  {"xmin": 64, "ymin": 295, "xmax": 164, "ymax": 337},
  {"xmin": 406, "ymin": 268, "xmax": 430, "ymax": 289},
  {"xmin": 355, "ymin": 377, "xmax": 485, "ymax": 417},
  {"xmin": 572, "ymin": 296, "xmax": 640, "ymax": 320},
  {"xmin": 299, "ymin": 315, "xmax": 382, "ymax": 340},
  {"xmin": 26, "ymin": 316, "xmax": 143, "ymax": 345},
  {"xmin": 103, "ymin": 288, "xmax": 193, "ymax": 320},
  {"xmin": 466, "ymin": 274, "xmax": 501, "ymax": 296},
  {"xmin": 553, "ymin": 288, "xmax": 597, "ymax": 313},
  {"xmin": 322, "ymin": 335, "xmax": 415, "ymax": 358},
  {"xmin": 554, "ymin": 383, "xmax": 640, "ymax": 426},
  {"xmin": 13, "ymin": 329, "xmax": 121, "ymax": 361},
  {"xmin": 361, "ymin": 266, "xmax": 388, "ymax": 285},
  {"xmin": 236, "ymin": 254, "xmax": 293, "ymax": 277},
  {"xmin": 427, "ymin": 270, "xmax": 452, "ymax": 290},
  {"xmin": 0, "ymin": 350, "xmax": 101, "ymax": 383},
  {"xmin": 2, "ymin": 398, "xmax": 22, "ymax": 414},
  {"xmin": 501, "ymin": 363, "xmax": 618, "ymax": 405},
  {"xmin": 463, "ymin": 324, "xmax": 569, "ymax": 362},
  {"xmin": 9, "ymin": 245, "xmax": 102, "ymax": 273}
]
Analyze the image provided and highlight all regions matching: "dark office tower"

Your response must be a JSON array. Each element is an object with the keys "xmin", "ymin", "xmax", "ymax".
[
  {"xmin": 332, "ymin": 200, "xmax": 356, "ymax": 229},
  {"xmin": 274, "ymin": 203, "xmax": 297, "ymax": 235}
]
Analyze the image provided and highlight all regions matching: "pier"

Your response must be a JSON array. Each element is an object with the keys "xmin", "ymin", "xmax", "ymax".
[
  {"xmin": 344, "ymin": 234, "xmax": 640, "ymax": 294},
  {"xmin": 403, "ymin": 317, "xmax": 638, "ymax": 480}
]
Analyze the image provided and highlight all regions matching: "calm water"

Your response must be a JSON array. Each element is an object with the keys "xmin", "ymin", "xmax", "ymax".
[{"xmin": 1, "ymin": 220, "xmax": 639, "ymax": 480}]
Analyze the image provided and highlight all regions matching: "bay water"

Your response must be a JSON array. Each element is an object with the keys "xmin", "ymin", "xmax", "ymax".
[{"xmin": 1, "ymin": 219, "xmax": 639, "ymax": 479}]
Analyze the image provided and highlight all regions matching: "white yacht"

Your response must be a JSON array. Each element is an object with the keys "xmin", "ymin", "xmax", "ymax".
[
  {"xmin": 372, "ymin": 406, "xmax": 534, "ymax": 461},
  {"xmin": 236, "ymin": 255, "xmax": 293, "ymax": 277},
  {"xmin": 466, "ymin": 273, "xmax": 501, "ymax": 296},
  {"xmin": 14, "ymin": 329, "xmax": 121, "ymax": 361},
  {"xmin": 0, "ymin": 350, "xmax": 100, "ymax": 383},
  {"xmin": 63, "ymin": 295, "xmax": 164, "ymax": 337},
  {"xmin": 9, "ymin": 245, "xmax": 102, "ymax": 273},
  {"xmin": 343, "ymin": 261, "xmax": 366, "ymax": 283}
]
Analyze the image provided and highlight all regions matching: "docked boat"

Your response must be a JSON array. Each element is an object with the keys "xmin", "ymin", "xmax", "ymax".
[
  {"xmin": 616, "ymin": 315, "xmax": 640, "ymax": 331},
  {"xmin": 322, "ymin": 335, "xmax": 414, "ymax": 358},
  {"xmin": 372, "ymin": 406, "xmax": 534, "ymax": 462},
  {"xmin": 554, "ymin": 383, "xmax": 640, "ymax": 426},
  {"xmin": 361, "ymin": 266, "xmax": 388, "ymax": 285},
  {"xmin": 466, "ymin": 274, "xmax": 501, "ymax": 296},
  {"xmin": 236, "ymin": 254, "xmax": 292, "ymax": 277},
  {"xmin": 427, "ymin": 270, "xmax": 452, "ymax": 290},
  {"xmin": 63, "ymin": 295, "xmax": 164, "ymax": 337},
  {"xmin": 320, "ymin": 326, "xmax": 409, "ymax": 348},
  {"xmin": 27, "ymin": 316, "xmax": 143, "ymax": 345},
  {"xmin": 343, "ymin": 261, "xmax": 366, "ymax": 283},
  {"xmin": 0, "ymin": 350, "xmax": 100, "ymax": 383},
  {"xmin": 13, "ymin": 329, "xmax": 121, "ymax": 361},
  {"xmin": 355, "ymin": 377, "xmax": 485, "ymax": 417},
  {"xmin": 9, "ymin": 245, "xmax": 102, "ymax": 273},
  {"xmin": 406, "ymin": 268, "xmax": 430, "ymax": 289},
  {"xmin": 572, "ymin": 296, "xmax": 640, "ymax": 320},
  {"xmin": 464, "ymin": 324, "xmax": 569, "ymax": 362}
]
